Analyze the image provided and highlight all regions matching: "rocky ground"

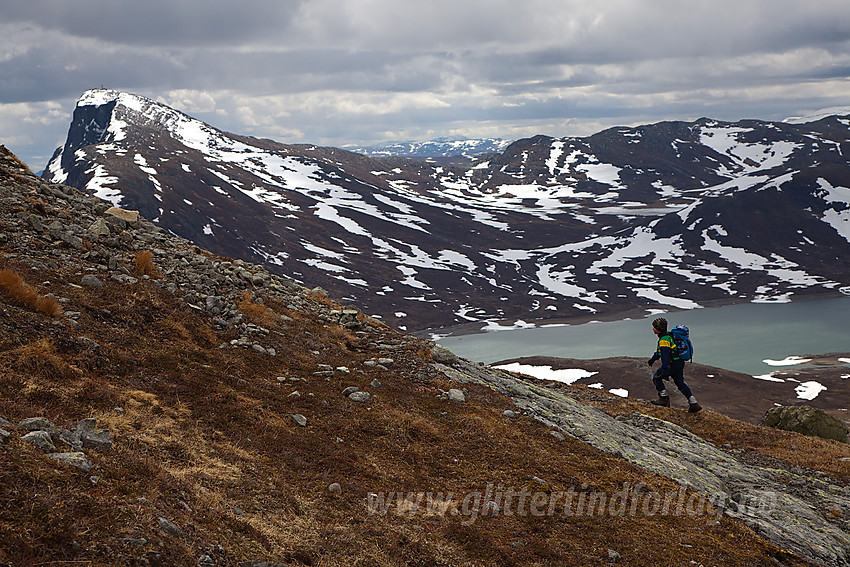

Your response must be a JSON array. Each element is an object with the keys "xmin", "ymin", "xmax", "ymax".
[{"xmin": 1, "ymin": 143, "xmax": 849, "ymax": 566}]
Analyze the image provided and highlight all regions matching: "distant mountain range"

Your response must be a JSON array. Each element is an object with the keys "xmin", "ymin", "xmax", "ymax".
[
  {"xmin": 44, "ymin": 90, "xmax": 850, "ymax": 332},
  {"xmin": 347, "ymin": 137, "xmax": 512, "ymax": 162}
]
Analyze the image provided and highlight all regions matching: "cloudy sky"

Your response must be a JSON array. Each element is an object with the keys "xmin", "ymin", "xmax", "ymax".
[{"xmin": 2, "ymin": 0, "xmax": 850, "ymax": 170}]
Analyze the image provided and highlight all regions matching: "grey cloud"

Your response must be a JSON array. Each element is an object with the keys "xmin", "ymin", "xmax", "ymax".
[
  {"xmin": 2, "ymin": 1, "xmax": 307, "ymax": 46},
  {"xmin": 4, "ymin": 0, "xmax": 850, "ymax": 170}
]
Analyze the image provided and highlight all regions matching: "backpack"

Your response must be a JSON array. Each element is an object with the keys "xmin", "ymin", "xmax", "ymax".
[{"xmin": 669, "ymin": 325, "xmax": 693, "ymax": 362}]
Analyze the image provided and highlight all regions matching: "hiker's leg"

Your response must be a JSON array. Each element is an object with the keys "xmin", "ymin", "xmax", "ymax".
[{"xmin": 670, "ymin": 361, "xmax": 693, "ymax": 399}]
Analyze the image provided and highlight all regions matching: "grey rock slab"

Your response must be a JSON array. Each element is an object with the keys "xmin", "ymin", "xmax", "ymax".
[
  {"xmin": 342, "ymin": 386, "xmax": 359, "ymax": 397},
  {"xmin": 0, "ymin": 428, "xmax": 10, "ymax": 444}
]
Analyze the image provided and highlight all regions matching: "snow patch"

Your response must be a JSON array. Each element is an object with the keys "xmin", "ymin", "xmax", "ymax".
[{"xmin": 493, "ymin": 362, "xmax": 598, "ymax": 385}]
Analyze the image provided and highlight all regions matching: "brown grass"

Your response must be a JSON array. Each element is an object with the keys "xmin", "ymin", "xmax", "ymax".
[
  {"xmin": 133, "ymin": 249, "xmax": 160, "ymax": 278},
  {"xmin": 0, "ymin": 268, "xmax": 63, "ymax": 317},
  {"xmin": 237, "ymin": 291, "xmax": 281, "ymax": 327},
  {"xmin": 7, "ymin": 338, "xmax": 81, "ymax": 382},
  {"xmin": 0, "ymin": 258, "xmax": 828, "ymax": 567}
]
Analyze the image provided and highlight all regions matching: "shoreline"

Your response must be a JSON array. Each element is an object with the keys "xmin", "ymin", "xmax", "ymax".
[{"xmin": 414, "ymin": 291, "xmax": 849, "ymax": 339}]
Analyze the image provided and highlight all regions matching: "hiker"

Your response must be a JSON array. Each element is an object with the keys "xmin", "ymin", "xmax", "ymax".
[{"xmin": 647, "ymin": 317, "xmax": 702, "ymax": 413}]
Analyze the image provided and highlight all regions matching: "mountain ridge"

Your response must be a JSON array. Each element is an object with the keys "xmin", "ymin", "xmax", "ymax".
[{"xmin": 43, "ymin": 90, "xmax": 850, "ymax": 333}]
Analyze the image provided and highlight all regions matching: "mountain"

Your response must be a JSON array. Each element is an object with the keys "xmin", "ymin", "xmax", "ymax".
[
  {"xmin": 347, "ymin": 137, "xmax": 512, "ymax": 162},
  {"xmin": 44, "ymin": 90, "xmax": 850, "ymax": 333},
  {"xmin": 4, "ymin": 143, "xmax": 850, "ymax": 565}
]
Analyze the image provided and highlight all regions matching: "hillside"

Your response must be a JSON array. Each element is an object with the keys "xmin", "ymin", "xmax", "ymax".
[
  {"xmin": 44, "ymin": 90, "xmax": 850, "ymax": 332},
  {"xmin": 2, "ymin": 144, "xmax": 850, "ymax": 566}
]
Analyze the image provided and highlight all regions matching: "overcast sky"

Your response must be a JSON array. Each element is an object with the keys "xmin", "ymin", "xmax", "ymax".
[{"xmin": 2, "ymin": 0, "xmax": 850, "ymax": 170}]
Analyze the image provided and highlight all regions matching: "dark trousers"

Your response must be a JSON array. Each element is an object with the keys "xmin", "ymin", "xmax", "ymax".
[{"xmin": 653, "ymin": 359, "xmax": 693, "ymax": 399}]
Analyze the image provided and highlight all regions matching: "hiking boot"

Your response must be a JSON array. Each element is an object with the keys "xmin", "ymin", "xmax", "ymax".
[
  {"xmin": 650, "ymin": 395, "xmax": 670, "ymax": 407},
  {"xmin": 688, "ymin": 402, "xmax": 702, "ymax": 413}
]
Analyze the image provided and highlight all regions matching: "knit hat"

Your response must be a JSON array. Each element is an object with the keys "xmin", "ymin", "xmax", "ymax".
[{"xmin": 652, "ymin": 317, "xmax": 667, "ymax": 333}]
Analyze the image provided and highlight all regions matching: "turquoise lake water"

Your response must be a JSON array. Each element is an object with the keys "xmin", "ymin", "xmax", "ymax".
[{"xmin": 435, "ymin": 297, "xmax": 850, "ymax": 376}]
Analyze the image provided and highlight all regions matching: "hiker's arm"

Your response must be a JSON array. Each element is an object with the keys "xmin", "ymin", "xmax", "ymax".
[
  {"xmin": 647, "ymin": 352, "xmax": 659, "ymax": 366},
  {"xmin": 653, "ymin": 345, "xmax": 672, "ymax": 378}
]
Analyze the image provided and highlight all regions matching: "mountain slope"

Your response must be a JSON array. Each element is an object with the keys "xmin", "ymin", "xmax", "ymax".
[
  {"xmin": 4, "ymin": 145, "xmax": 850, "ymax": 565},
  {"xmin": 44, "ymin": 90, "xmax": 850, "ymax": 332}
]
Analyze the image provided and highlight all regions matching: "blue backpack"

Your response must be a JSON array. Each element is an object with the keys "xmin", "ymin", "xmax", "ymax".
[{"xmin": 669, "ymin": 325, "xmax": 693, "ymax": 362}]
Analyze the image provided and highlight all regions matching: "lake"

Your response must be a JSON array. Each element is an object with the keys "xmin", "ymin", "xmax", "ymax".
[{"xmin": 435, "ymin": 296, "xmax": 850, "ymax": 376}]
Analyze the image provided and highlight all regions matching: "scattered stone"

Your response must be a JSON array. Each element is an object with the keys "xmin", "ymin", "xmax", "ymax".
[
  {"xmin": 607, "ymin": 549, "xmax": 622, "ymax": 564},
  {"xmin": 328, "ymin": 482, "xmax": 342, "ymax": 494},
  {"xmin": 48, "ymin": 452, "xmax": 93, "ymax": 473},
  {"xmin": 18, "ymin": 417, "xmax": 57, "ymax": 433},
  {"xmin": 0, "ymin": 428, "xmax": 10, "ymax": 444},
  {"xmin": 363, "ymin": 359, "xmax": 378, "ymax": 368},
  {"xmin": 22, "ymin": 430, "xmax": 56, "ymax": 452},
  {"xmin": 503, "ymin": 410, "xmax": 517, "ymax": 418},
  {"xmin": 80, "ymin": 274, "xmax": 104, "ymax": 288},
  {"xmin": 105, "ymin": 206, "xmax": 140, "ymax": 224},
  {"xmin": 288, "ymin": 390, "xmax": 301, "ymax": 399},
  {"xmin": 336, "ymin": 366, "xmax": 351, "ymax": 374},
  {"xmin": 431, "ymin": 345, "xmax": 459, "ymax": 365},
  {"xmin": 377, "ymin": 357, "xmax": 394, "ymax": 367},
  {"xmin": 348, "ymin": 391, "xmax": 371, "ymax": 403},
  {"xmin": 370, "ymin": 379, "xmax": 382, "ymax": 388},
  {"xmin": 81, "ymin": 428, "xmax": 113, "ymax": 452},
  {"xmin": 291, "ymin": 414, "xmax": 308, "ymax": 427},
  {"xmin": 88, "ymin": 218, "xmax": 111, "ymax": 237},
  {"xmin": 76, "ymin": 418, "xmax": 97, "ymax": 435},
  {"xmin": 342, "ymin": 386, "xmax": 359, "ymax": 397},
  {"xmin": 550, "ymin": 430, "xmax": 566, "ymax": 441},
  {"xmin": 447, "ymin": 389, "xmax": 466, "ymax": 403},
  {"xmin": 309, "ymin": 286, "xmax": 328, "ymax": 297},
  {"xmin": 198, "ymin": 554, "xmax": 216, "ymax": 567},
  {"xmin": 157, "ymin": 516, "xmax": 183, "ymax": 538},
  {"xmin": 0, "ymin": 416, "xmax": 12, "ymax": 428}
]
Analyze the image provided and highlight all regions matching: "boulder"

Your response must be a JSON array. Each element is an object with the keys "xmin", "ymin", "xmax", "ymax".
[
  {"xmin": 348, "ymin": 391, "xmax": 371, "ymax": 403},
  {"xmin": 447, "ymin": 389, "xmax": 466, "ymax": 403},
  {"xmin": 761, "ymin": 405, "xmax": 848, "ymax": 443},
  {"xmin": 81, "ymin": 274, "xmax": 104, "ymax": 288},
  {"xmin": 431, "ymin": 345, "xmax": 459, "ymax": 365},
  {"xmin": 105, "ymin": 206, "xmax": 140, "ymax": 225},
  {"xmin": 18, "ymin": 417, "xmax": 57, "ymax": 433},
  {"xmin": 48, "ymin": 452, "xmax": 93, "ymax": 473}
]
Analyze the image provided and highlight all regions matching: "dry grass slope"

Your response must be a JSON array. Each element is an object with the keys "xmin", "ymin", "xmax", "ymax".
[
  {"xmin": 0, "ymin": 254, "xmax": 827, "ymax": 567},
  {"xmin": 0, "ymin": 268, "xmax": 62, "ymax": 317}
]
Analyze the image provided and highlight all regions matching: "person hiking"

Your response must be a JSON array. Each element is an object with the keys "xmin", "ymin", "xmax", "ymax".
[{"xmin": 647, "ymin": 317, "xmax": 702, "ymax": 413}]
